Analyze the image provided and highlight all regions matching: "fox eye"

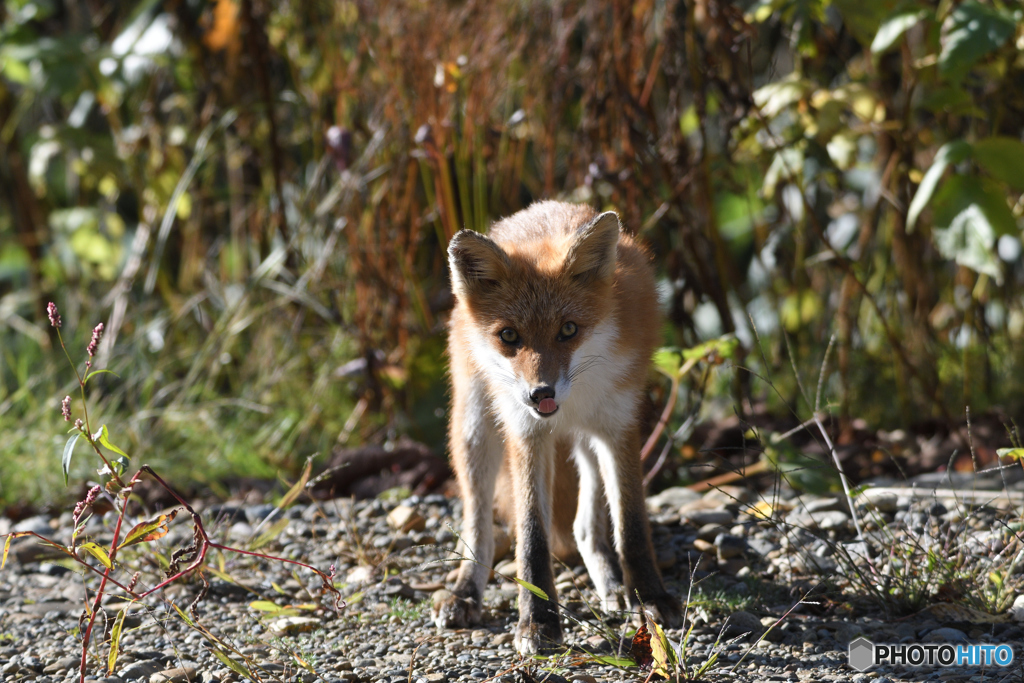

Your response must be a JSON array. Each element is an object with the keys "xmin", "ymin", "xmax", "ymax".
[
  {"xmin": 558, "ymin": 321, "xmax": 578, "ymax": 340},
  {"xmin": 499, "ymin": 328, "xmax": 519, "ymax": 344}
]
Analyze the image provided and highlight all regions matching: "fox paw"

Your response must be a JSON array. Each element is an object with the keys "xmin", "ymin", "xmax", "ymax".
[
  {"xmin": 598, "ymin": 585, "xmax": 627, "ymax": 614},
  {"xmin": 431, "ymin": 589, "xmax": 481, "ymax": 629},
  {"xmin": 640, "ymin": 592, "xmax": 682, "ymax": 629},
  {"xmin": 514, "ymin": 617, "xmax": 562, "ymax": 655}
]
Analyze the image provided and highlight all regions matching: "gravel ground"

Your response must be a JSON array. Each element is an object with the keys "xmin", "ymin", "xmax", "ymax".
[{"xmin": 2, "ymin": 477, "xmax": 1024, "ymax": 683}]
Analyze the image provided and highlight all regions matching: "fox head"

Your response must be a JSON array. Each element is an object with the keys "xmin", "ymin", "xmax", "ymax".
[{"xmin": 448, "ymin": 209, "xmax": 621, "ymax": 424}]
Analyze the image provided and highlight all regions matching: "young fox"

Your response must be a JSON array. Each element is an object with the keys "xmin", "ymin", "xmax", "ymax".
[{"xmin": 434, "ymin": 201, "xmax": 680, "ymax": 653}]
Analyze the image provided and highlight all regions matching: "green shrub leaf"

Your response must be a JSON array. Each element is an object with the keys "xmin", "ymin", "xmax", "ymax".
[
  {"xmin": 939, "ymin": 2, "xmax": 1015, "ymax": 80},
  {"xmin": 78, "ymin": 541, "xmax": 113, "ymax": 569},
  {"xmin": 62, "ymin": 432, "xmax": 81, "ymax": 487},
  {"xmin": 972, "ymin": 137, "xmax": 1024, "ymax": 191},
  {"xmin": 107, "ymin": 608, "xmax": 126, "ymax": 674},
  {"xmin": 906, "ymin": 140, "xmax": 972, "ymax": 232},
  {"xmin": 98, "ymin": 425, "xmax": 129, "ymax": 460},
  {"xmin": 871, "ymin": 10, "xmax": 927, "ymax": 55},
  {"xmin": 211, "ymin": 649, "xmax": 253, "ymax": 680}
]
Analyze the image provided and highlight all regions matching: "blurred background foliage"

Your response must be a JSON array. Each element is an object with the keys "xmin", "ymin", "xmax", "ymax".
[{"xmin": 1, "ymin": 0, "xmax": 1023, "ymax": 508}]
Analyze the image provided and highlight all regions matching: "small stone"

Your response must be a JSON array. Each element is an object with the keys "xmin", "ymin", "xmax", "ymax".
[
  {"xmin": 859, "ymin": 490, "xmax": 898, "ymax": 513},
  {"xmin": 493, "ymin": 559, "xmax": 517, "ymax": 578},
  {"xmin": 1010, "ymin": 594, "xmax": 1024, "ymax": 623},
  {"xmin": 228, "ymin": 522, "xmax": 254, "ymax": 540},
  {"xmin": 383, "ymin": 579, "xmax": 415, "ymax": 599},
  {"xmin": 719, "ymin": 558, "xmax": 746, "ymax": 575},
  {"xmin": 746, "ymin": 538, "xmax": 779, "ymax": 557},
  {"xmin": 347, "ymin": 566, "xmax": 376, "ymax": 585},
  {"xmin": 117, "ymin": 660, "xmax": 163, "ymax": 680},
  {"xmin": 492, "ymin": 525, "xmax": 512, "ymax": 562},
  {"xmin": 803, "ymin": 498, "xmax": 842, "ymax": 513},
  {"xmin": 390, "ymin": 535, "xmax": 414, "ymax": 551},
  {"xmin": 150, "ymin": 666, "xmax": 198, "ymax": 683},
  {"xmin": 681, "ymin": 509, "xmax": 735, "ymax": 527},
  {"xmin": 723, "ymin": 610, "xmax": 763, "ymax": 637},
  {"xmin": 569, "ymin": 675, "xmax": 597, "ymax": 683},
  {"xmin": 696, "ymin": 523, "xmax": 729, "ymax": 541},
  {"xmin": 714, "ymin": 533, "xmax": 746, "ymax": 560},
  {"xmin": 387, "ymin": 505, "xmax": 426, "ymax": 533},
  {"xmin": 692, "ymin": 538, "xmax": 714, "ymax": 553},
  {"xmin": 492, "ymin": 632, "xmax": 515, "ymax": 646},
  {"xmin": 833, "ymin": 622, "xmax": 864, "ymax": 646},
  {"xmin": 646, "ymin": 487, "xmax": 701, "ymax": 510},
  {"xmin": 786, "ymin": 509, "xmax": 850, "ymax": 530},
  {"xmin": 925, "ymin": 627, "xmax": 967, "ymax": 643},
  {"xmin": 43, "ymin": 656, "xmax": 80, "ymax": 675}
]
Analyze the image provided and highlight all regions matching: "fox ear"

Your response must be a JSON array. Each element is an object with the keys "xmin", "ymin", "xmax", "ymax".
[
  {"xmin": 448, "ymin": 230, "xmax": 510, "ymax": 297},
  {"xmin": 564, "ymin": 211, "xmax": 620, "ymax": 284}
]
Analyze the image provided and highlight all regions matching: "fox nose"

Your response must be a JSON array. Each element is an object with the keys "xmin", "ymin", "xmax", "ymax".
[{"xmin": 529, "ymin": 385, "xmax": 556, "ymax": 403}]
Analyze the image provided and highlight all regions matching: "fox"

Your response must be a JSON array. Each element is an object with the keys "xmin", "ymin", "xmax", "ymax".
[{"xmin": 434, "ymin": 201, "xmax": 680, "ymax": 653}]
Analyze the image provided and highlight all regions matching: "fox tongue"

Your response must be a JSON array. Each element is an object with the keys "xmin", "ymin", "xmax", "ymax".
[{"xmin": 538, "ymin": 398, "xmax": 558, "ymax": 414}]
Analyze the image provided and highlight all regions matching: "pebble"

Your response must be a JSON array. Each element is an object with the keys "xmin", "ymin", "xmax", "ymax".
[
  {"xmin": 387, "ymin": 505, "xmax": 426, "ymax": 533},
  {"xmin": 786, "ymin": 509, "xmax": 850, "ymax": 530},
  {"xmin": 714, "ymin": 533, "xmax": 746, "ymax": 560},
  {"xmin": 646, "ymin": 487, "xmax": 701, "ymax": 510},
  {"xmin": 925, "ymin": 627, "xmax": 968, "ymax": 642},
  {"xmin": 724, "ymin": 610, "xmax": 763, "ymax": 638},
  {"xmin": 681, "ymin": 508, "xmax": 735, "ymax": 527},
  {"xmin": 150, "ymin": 666, "xmax": 198, "ymax": 683}
]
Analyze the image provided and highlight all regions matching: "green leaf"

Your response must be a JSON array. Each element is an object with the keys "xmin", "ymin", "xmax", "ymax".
[
  {"xmin": 210, "ymin": 649, "xmax": 254, "ymax": 680},
  {"xmin": 170, "ymin": 601, "xmax": 195, "ymax": 628},
  {"xmin": 78, "ymin": 542, "xmax": 113, "ymax": 569},
  {"xmin": 276, "ymin": 456, "xmax": 313, "ymax": 510},
  {"xmin": 514, "ymin": 578, "xmax": 550, "ymax": 601},
  {"xmin": 593, "ymin": 655, "xmax": 635, "ymax": 667},
  {"xmin": 996, "ymin": 448, "xmax": 1024, "ymax": 460},
  {"xmin": 118, "ymin": 510, "xmax": 176, "ymax": 550},
  {"xmin": 0, "ymin": 54, "xmax": 31, "ymax": 84},
  {"xmin": 752, "ymin": 75, "xmax": 810, "ymax": 117},
  {"xmin": 682, "ymin": 334, "xmax": 740, "ymax": 363},
  {"xmin": 972, "ymin": 138, "xmax": 1024, "ymax": 192},
  {"xmin": 906, "ymin": 140, "xmax": 972, "ymax": 232},
  {"xmin": 933, "ymin": 207, "xmax": 1001, "ymax": 282},
  {"xmin": 98, "ymin": 425, "xmax": 129, "ymax": 460},
  {"xmin": 249, "ymin": 518, "xmax": 289, "ymax": 551},
  {"xmin": 763, "ymin": 145, "xmax": 804, "ymax": 199},
  {"xmin": 249, "ymin": 600, "xmax": 287, "ymax": 613},
  {"xmin": 107, "ymin": 608, "xmax": 126, "ymax": 674},
  {"xmin": 939, "ymin": 1, "xmax": 1016, "ymax": 81},
  {"xmin": 871, "ymin": 10, "xmax": 927, "ymax": 55},
  {"xmin": 84, "ymin": 369, "xmax": 120, "ymax": 384},
  {"xmin": 62, "ymin": 432, "xmax": 81, "ymax": 487},
  {"xmin": 653, "ymin": 348, "xmax": 682, "ymax": 377}
]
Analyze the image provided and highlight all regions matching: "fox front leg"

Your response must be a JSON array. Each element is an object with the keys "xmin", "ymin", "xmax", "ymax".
[
  {"xmin": 433, "ymin": 374, "xmax": 502, "ymax": 629},
  {"xmin": 590, "ymin": 431, "xmax": 682, "ymax": 627},
  {"xmin": 508, "ymin": 435, "xmax": 562, "ymax": 654},
  {"xmin": 572, "ymin": 439, "xmax": 626, "ymax": 613}
]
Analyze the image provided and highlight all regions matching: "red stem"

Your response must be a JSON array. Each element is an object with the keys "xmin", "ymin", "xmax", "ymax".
[{"xmin": 79, "ymin": 472, "xmax": 141, "ymax": 682}]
